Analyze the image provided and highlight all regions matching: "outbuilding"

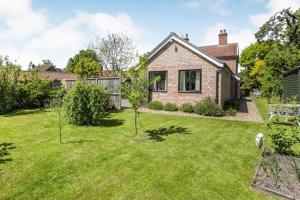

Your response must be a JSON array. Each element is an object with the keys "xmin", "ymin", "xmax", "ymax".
[{"xmin": 283, "ymin": 67, "xmax": 300, "ymax": 102}]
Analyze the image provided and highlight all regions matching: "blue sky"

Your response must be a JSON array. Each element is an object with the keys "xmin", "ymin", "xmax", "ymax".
[{"xmin": 0, "ymin": 0, "xmax": 299, "ymax": 69}]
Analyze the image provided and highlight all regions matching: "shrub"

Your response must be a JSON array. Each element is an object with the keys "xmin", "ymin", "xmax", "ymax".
[
  {"xmin": 148, "ymin": 101, "xmax": 163, "ymax": 110},
  {"xmin": 0, "ymin": 57, "xmax": 21, "ymax": 114},
  {"xmin": 16, "ymin": 71, "xmax": 52, "ymax": 108},
  {"xmin": 64, "ymin": 81, "xmax": 109, "ymax": 125},
  {"xmin": 225, "ymin": 108, "xmax": 238, "ymax": 116},
  {"xmin": 270, "ymin": 126, "xmax": 299, "ymax": 155},
  {"xmin": 193, "ymin": 97, "xmax": 224, "ymax": 116},
  {"xmin": 180, "ymin": 103, "xmax": 194, "ymax": 113},
  {"xmin": 224, "ymin": 98, "xmax": 240, "ymax": 110},
  {"xmin": 163, "ymin": 103, "xmax": 177, "ymax": 111}
]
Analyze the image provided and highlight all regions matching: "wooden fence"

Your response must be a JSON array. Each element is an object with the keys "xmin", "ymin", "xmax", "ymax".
[{"xmin": 64, "ymin": 77, "xmax": 122, "ymax": 109}]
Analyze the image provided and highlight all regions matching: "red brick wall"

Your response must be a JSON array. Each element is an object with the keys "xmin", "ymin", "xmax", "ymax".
[
  {"xmin": 222, "ymin": 58, "xmax": 238, "ymax": 75},
  {"xmin": 148, "ymin": 41, "xmax": 220, "ymax": 106},
  {"xmin": 218, "ymin": 69, "xmax": 232, "ymax": 105}
]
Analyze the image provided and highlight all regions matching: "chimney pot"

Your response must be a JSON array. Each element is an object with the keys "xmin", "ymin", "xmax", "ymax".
[
  {"xmin": 219, "ymin": 29, "xmax": 228, "ymax": 45},
  {"xmin": 182, "ymin": 33, "xmax": 189, "ymax": 42}
]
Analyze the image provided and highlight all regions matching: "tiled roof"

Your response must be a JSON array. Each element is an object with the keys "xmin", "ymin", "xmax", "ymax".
[
  {"xmin": 199, "ymin": 43, "xmax": 238, "ymax": 58},
  {"xmin": 23, "ymin": 71, "xmax": 77, "ymax": 80}
]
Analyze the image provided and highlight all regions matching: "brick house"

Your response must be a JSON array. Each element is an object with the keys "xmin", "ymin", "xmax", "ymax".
[{"xmin": 147, "ymin": 30, "xmax": 240, "ymax": 106}]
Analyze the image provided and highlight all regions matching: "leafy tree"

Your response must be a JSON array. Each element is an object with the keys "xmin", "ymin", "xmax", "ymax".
[
  {"xmin": 41, "ymin": 59, "xmax": 54, "ymax": 65},
  {"xmin": 74, "ymin": 57, "xmax": 100, "ymax": 79},
  {"xmin": 240, "ymin": 8, "xmax": 300, "ymax": 97},
  {"xmin": 65, "ymin": 49, "xmax": 101, "ymax": 73},
  {"xmin": 90, "ymin": 33, "xmax": 136, "ymax": 76},
  {"xmin": 255, "ymin": 8, "xmax": 300, "ymax": 47},
  {"xmin": 50, "ymin": 87, "xmax": 66, "ymax": 143},
  {"xmin": 0, "ymin": 56, "xmax": 21, "ymax": 114},
  {"xmin": 120, "ymin": 55, "xmax": 155, "ymax": 135}
]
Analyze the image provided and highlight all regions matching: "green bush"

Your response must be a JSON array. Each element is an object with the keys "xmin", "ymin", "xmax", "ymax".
[
  {"xmin": 163, "ymin": 103, "xmax": 177, "ymax": 111},
  {"xmin": 64, "ymin": 81, "xmax": 109, "ymax": 125},
  {"xmin": 16, "ymin": 71, "xmax": 52, "ymax": 108},
  {"xmin": 193, "ymin": 97, "xmax": 224, "ymax": 116},
  {"xmin": 180, "ymin": 103, "xmax": 194, "ymax": 113},
  {"xmin": 224, "ymin": 98, "xmax": 240, "ymax": 110},
  {"xmin": 0, "ymin": 57, "xmax": 21, "ymax": 114},
  {"xmin": 270, "ymin": 126, "xmax": 300, "ymax": 155},
  {"xmin": 225, "ymin": 108, "xmax": 238, "ymax": 116},
  {"xmin": 148, "ymin": 101, "xmax": 163, "ymax": 110}
]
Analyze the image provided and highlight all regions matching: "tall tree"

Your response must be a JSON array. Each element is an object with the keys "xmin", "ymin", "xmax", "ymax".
[
  {"xmin": 65, "ymin": 49, "xmax": 101, "ymax": 73},
  {"xmin": 90, "ymin": 33, "xmax": 136, "ymax": 76},
  {"xmin": 255, "ymin": 8, "xmax": 300, "ymax": 47},
  {"xmin": 240, "ymin": 8, "xmax": 300, "ymax": 98}
]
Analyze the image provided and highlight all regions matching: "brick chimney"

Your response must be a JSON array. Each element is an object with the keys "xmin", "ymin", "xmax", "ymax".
[
  {"xmin": 182, "ymin": 33, "xmax": 189, "ymax": 42},
  {"xmin": 218, "ymin": 29, "xmax": 227, "ymax": 45}
]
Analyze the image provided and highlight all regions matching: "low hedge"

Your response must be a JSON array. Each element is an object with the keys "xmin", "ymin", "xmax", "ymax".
[
  {"xmin": 163, "ymin": 103, "xmax": 177, "ymax": 111},
  {"xmin": 148, "ymin": 101, "xmax": 163, "ymax": 110},
  {"xmin": 193, "ymin": 97, "xmax": 224, "ymax": 116},
  {"xmin": 180, "ymin": 103, "xmax": 194, "ymax": 113}
]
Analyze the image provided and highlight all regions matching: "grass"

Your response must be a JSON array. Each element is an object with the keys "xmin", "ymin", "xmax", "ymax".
[
  {"xmin": 0, "ymin": 109, "xmax": 275, "ymax": 200},
  {"xmin": 253, "ymin": 97, "xmax": 269, "ymax": 122}
]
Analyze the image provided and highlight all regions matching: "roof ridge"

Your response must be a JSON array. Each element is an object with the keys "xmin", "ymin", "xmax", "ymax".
[{"xmin": 199, "ymin": 43, "xmax": 238, "ymax": 48}]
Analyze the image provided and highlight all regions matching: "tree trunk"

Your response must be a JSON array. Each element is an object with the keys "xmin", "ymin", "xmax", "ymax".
[
  {"xmin": 134, "ymin": 109, "xmax": 138, "ymax": 136},
  {"xmin": 59, "ymin": 110, "xmax": 62, "ymax": 143}
]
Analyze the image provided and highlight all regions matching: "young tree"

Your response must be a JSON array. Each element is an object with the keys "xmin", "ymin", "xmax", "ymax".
[
  {"xmin": 90, "ymin": 33, "xmax": 136, "ymax": 76},
  {"xmin": 120, "ymin": 55, "xmax": 156, "ymax": 136},
  {"xmin": 50, "ymin": 87, "xmax": 66, "ymax": 143},
  {"xmin": 65, "ymin": 49, "xmax": 101, "ymax": 73}
]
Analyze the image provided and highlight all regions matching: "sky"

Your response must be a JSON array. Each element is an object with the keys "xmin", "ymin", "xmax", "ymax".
[{"xmin": 0, "ymin": 0, "xmax": 300, "ymax": 69}]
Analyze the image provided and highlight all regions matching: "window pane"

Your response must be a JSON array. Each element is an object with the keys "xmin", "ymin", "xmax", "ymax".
[
  {"xmin": 190, "ymin": 71, "xmax": 196, "ymax": 90},
  {"xmin": 149, "ymin": 71, "xmax": 167, "ymax": 91},
  {"xmin": 195, "ymin": 71, "xmax": 200, "ymax": 91},
  {"xmin": 179, "ymin": 70, "xmax": 201, "ymax": 92},
  {"xmin": 179, "ymin": 71, "xmax": 186, "ymax": 91},
  {"xmin": 185, "ymin": 71, "xmax": 190, "ymax": 91}
]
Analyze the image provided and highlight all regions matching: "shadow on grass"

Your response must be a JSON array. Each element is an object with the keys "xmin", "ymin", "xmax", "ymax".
[
  {"xmin": 63, "ymin": 139, "xmax": 97, "ymax": 144},
  {"xmin": 2, "ymin": 109, "xmax": 47, "ymax": 117},
  {"xmin": 145, "ymin": 126, "xmax": 190, "ymax": 142},
  {"xmin": 101, "ymin": 118, "xmax": 124, "ymax": 127},
  {"xmin": 0, "ymin": 143, "xmax": 15, "ymax": 164}
]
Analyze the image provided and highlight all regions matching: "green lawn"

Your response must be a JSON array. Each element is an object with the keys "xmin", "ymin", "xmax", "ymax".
[{"xmin": 0, "ymin": 109, "xmax": 274, "ymax": 200}]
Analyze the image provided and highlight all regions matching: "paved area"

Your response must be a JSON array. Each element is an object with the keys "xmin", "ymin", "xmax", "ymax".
[{"xmin": 139, "ymin": 97, "xmax": 263, "ymax": 123}]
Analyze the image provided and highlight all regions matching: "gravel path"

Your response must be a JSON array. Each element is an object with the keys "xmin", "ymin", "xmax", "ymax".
[{"xmin": 139, "ymin": 97, "xmax": 263, "ymax": 123}]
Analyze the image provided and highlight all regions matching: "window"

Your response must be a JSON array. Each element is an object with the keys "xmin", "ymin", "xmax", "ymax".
[
  {"xmin": 179, "ymin": 70, "xmax": 201, "ymax": 92},
  {"xmin": 149, "ymin": 71, "xmax": 167, "ymax": 91}
]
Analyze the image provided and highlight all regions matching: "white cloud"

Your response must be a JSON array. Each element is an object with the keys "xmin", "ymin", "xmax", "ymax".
[
  {"xmin": 250, "ymin": 0, "xmax": 300, "ymax": 28},
  {"xmin": 200, "ymin": 22, "xmax": 255, "ymax": 51},
  {"xmin": 0, "ymin": 0, "xmax": 149, "ymax": 69},
  {"xmin": 179, "ymin": 0, "xmax": 230, "ymax": 16}
]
